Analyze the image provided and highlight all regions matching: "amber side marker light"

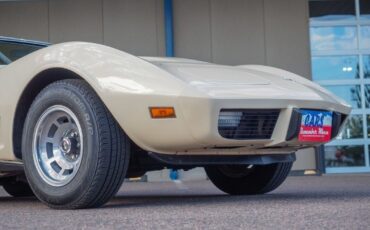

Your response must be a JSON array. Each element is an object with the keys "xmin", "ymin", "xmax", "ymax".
[{"xmin": 149, "ymin": 107, "xmax": 176, "ymax": 119}]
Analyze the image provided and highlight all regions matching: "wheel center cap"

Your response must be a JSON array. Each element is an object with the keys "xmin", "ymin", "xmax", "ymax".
[{"xmin": 61, "ymin": 137, "xmax": 72, "ymax": 153}]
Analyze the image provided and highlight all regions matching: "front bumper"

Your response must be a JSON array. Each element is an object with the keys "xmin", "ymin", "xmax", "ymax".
[{"xmin": 133, "ymin": 95, "xmax": 350, "ymax": 155}]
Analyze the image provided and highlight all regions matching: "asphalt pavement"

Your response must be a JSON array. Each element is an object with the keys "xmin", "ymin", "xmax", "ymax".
[{"xmin": 0, "ymin": 174, "xmax": 370, "ymax": 229}]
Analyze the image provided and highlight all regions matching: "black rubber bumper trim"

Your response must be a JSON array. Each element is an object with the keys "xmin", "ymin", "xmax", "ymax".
[
  {"xmin": 286, "ymin": 108, "xmax": 301, "ymax": 141},
  {"xmin": 148, "ymin": 152, "xmax": 296, "ymax": 166},
  {"xmin": 0, "ymin": 161, "xmax": 24, "ymax": 172},
  {"xmin": 331, "ymin": 112, "xmax": 347, "ymax": 139}
]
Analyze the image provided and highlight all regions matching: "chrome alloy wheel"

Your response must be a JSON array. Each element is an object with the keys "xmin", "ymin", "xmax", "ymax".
[{"xmin": 32, "ymin": 105, "xmax": 84, "ymax": 187}]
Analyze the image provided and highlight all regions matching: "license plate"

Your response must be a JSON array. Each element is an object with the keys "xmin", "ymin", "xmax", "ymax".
[{"xmin": 298, "ymin": 110, "xmax": 332, "ymax": 142}]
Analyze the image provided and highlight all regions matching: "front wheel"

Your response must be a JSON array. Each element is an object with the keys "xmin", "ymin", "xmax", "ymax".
[
  {"xmin": 205, "ymin": 162, "xmax": 292, "ymax": 195},
  {"xmin": 22, "ymin": 79, "xmax": 130, "ymax": 209}
]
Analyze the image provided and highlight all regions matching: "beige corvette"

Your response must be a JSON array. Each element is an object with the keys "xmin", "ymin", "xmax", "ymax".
[{"xmin": 0, "ymin": 37, "xmax": 350, "ymax": 209}]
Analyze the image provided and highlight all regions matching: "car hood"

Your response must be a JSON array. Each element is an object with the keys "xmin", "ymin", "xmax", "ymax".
[
  {"xmin": 142, "ymin": 57, "xmax": 347, "ymax": 107},
  {"xmin": 142, "ymin": 57, "xmax": 270, "ymax": 86}
]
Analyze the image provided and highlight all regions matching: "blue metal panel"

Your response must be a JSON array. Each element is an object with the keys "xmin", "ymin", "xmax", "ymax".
[
  {"xmin": 164, "ymin": 0, "xmax": 174, "ymax": 57},
  {"xmin": 164, "ymin": 0, "xmax": 176, "ymax": 179}
]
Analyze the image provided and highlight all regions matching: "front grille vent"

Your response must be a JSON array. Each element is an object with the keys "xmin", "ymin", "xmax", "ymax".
[{"xmin": 218, "ymin": 109, "xmax": 280, "ymax": 140}]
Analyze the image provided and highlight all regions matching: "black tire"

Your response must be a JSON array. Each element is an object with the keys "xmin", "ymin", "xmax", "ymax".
[
  {"xmin": 205, "ymin": 162, "xmax": 292, "ymax": 195},
  {"xmin": 22, "ymin": 79, "xmax": 130, "ymax": 209},
  {"xmin": 3, "ymin": 181, "xmax": 34, "ymax": 197}
]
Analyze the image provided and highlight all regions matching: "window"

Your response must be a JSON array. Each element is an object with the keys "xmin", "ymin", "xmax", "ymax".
[
  {"xmin": 363, "ymin": 55, "xmax": 370, "ymax": 78},
  {"xmin": 309, "ymin": 0, "xmax": 370, "ymax": 173},
  {"xmin": 324, "ymin": 85, "xmax": 362, "ymax": 108},
  {"xmin": 0, "ymin": 51, "xmax": 10, "ymax": 65},
  {"xmin": 360, "ymin": 26, "xmax": 370, "ymax": 49},
  {"xmin": 360, "ymin": 0, "xmax": 370, "ymax": 20},
  {"xmin": 310, "ymin": 26, "xmax": 357, "ymax": 51},
  {"xmin": 364, "ymin": 85, "xmax": 370, "ymax": 108},
  {"xmin": 337, "ymin": 115, "xmax": 363, "ymax": 139},
  {"xmin": 312, "ymin": 56, "xmax": 359, "ymax": 80},
  {"xmin": 309, "ymin": 0, "xmax": 356, "ymax": 22},
  {"xmin": 0, "ymin": 40, "xmax": 46, "ymax": 64},
  {"xmin": 325, "ymin": 145, "xmax": 365, "ymax": 167}
]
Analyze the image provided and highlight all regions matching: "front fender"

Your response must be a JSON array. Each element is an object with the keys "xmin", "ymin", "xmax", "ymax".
[{"xmin": 0, "ymin": 42, "xmax": 191, "ymax": 159}]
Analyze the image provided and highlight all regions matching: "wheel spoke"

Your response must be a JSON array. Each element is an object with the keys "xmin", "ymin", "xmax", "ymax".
[
  {"xmin": 58, "ymin": 168, "xmax": 66, "ymax": 177},
  {"xmin": 46, "ymin": 137, "xmax": 59, "ymax": 146},
  {"xmin": 53, "ymin": 153, "xmax": 74, "ymax": 170},
  {"xmin": 46, "ymin": 157, "xmax": 56, "ymax": 165}
]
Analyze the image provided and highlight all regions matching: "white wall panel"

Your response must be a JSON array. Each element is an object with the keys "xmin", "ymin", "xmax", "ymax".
[
  {"xmin": 264, "ymin": 0, "xmax": 311, "ymax": 77},
  {"xmin": 103, "ymin": 0, "xmax": 164, "ymax": 56},
  {"xmin": 173, "ymin": 0, "xmax": 212, "ymax": 61},
  {"xmin": 0, "ymin": 1, "xmax": 48, "ymax": 41},
  {"xmin": 49, "ymin": 0, "xmax": 103, "ymax": 43},
  {"xmin": 210, "ymin": 0, "xmax": 266, "ymax": 65}
]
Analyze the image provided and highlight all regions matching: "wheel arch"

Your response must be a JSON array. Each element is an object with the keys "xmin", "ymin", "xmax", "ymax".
[{"xmin": 13, "ymin": 68, "xmax": 83, "ymax": 159}]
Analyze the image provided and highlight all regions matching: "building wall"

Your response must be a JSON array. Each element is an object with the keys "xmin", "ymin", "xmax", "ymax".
[
  {"xmin": 0, "ymin": 1, "xmax": 49, "ymax": 41},
  {"xmin": 173, "ymin": 0, "xmax": 311, "ymax": 77},
  {"xmin": 0, "ymin": 0, "xmax": 315, "ymax": 171},
  {"xmin": 0, "ymin": 0, "xmax": 165, "ymax": 56}
]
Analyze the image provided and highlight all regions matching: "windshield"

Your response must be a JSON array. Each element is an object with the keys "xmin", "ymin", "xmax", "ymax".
[
  {"xmin": 0, "ymin": 51, "xmax": 11, "ymax": 65},
  {"xmin": 0, "ymin": 38, "xmax": 48, "ymax": 64}
]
